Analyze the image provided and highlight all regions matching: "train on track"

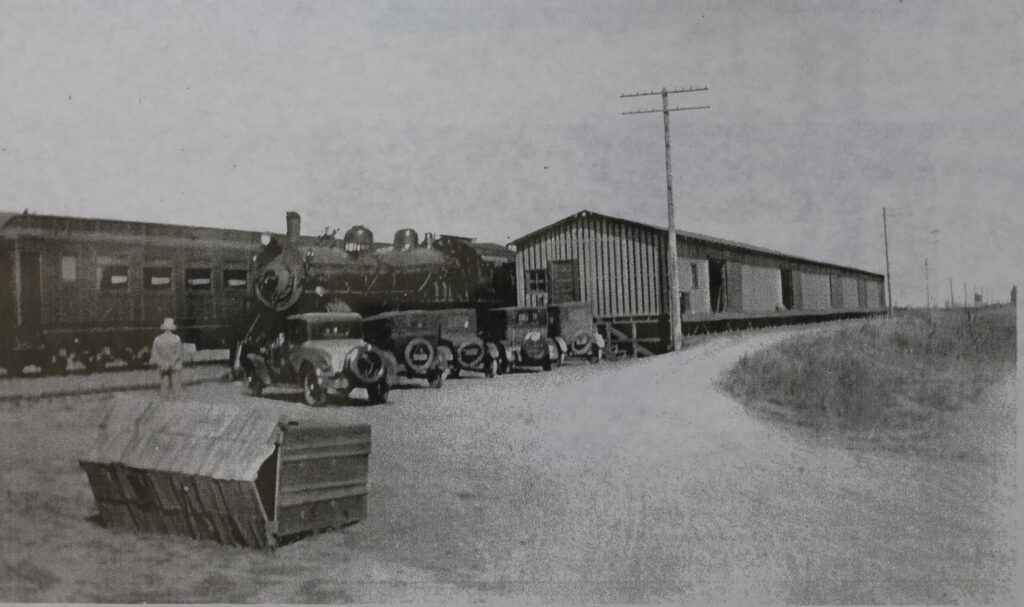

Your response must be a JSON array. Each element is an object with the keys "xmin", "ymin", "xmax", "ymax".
[{"xmin": 0, "ymin": 211, "xmax": 515, "ymax": 376}]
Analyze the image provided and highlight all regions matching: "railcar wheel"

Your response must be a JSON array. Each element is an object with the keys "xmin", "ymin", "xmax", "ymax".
[
  {"xmin": 43, "ymin": 354, "xmax": 67, "ymax": 376},
  {"xmin": 302, "ymin": 366, "xmax": 327, "ymax": 407},
  {"xmin": 367, "ymin": 381, "xmax": 390, "ymax": 404}
]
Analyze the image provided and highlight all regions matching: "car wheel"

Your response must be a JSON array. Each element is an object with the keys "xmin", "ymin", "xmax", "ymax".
[
  {"xmin": 302, "ymin": 367, "xmax": 327, "ymax": 407},
  {"xmin": 367, "ymin": 381, "xmax": 390, "ymax": 404},
  {"xmin": 245, "ymin": 369, "xmax": 265, "ymax": 397}
]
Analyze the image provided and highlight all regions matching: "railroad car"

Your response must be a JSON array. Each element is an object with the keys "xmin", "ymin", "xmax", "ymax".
[{"xmin": 0, "ymin": 211, "xmax": 263, "ymax": 375}]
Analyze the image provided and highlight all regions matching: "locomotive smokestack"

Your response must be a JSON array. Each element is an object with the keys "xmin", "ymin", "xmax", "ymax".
[{"xmin": 286, "ymin": 212, "xmax": 301, "ymax": 243}]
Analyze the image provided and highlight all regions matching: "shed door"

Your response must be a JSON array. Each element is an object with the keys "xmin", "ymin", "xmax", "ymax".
[{"xmin": 547, "ymin": 260, "xmax": 579, "ymax": 304}]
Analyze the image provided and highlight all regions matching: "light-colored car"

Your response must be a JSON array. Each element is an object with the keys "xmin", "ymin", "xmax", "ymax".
[{"xmin": 243, "ymin": 312, "xmax": 398, "ymax": 406}]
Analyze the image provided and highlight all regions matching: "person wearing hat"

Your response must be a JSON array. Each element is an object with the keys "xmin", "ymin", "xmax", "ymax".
[{"xmin": 150, "ymin": 318, "xmax": 184, "ymax": 398}]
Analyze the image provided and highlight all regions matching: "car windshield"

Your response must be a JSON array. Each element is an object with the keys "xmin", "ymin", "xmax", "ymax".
[{"xmin": 308, "ymin": 321, "xmax": 361, "ymax": 340}]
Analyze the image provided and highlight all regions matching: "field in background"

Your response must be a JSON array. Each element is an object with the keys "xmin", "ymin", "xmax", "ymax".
[{"xmin": 720, "ymin": 305, "xmax": 1016, "ymax": 454}]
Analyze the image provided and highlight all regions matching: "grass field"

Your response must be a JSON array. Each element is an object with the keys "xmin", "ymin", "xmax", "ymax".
[{"xmin": 720, "ymin": 306, "xmax": 1016, "ymax": 450}]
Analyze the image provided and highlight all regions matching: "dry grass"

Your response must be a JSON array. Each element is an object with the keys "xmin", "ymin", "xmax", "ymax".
[{"xmin": 720, "ymin": 306, "xmax": 1016, "ymax": 441}]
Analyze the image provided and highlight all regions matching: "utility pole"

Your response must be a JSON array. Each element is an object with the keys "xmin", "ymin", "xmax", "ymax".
[
  {"xmin": 621, "ymin": 85, "xmax": 709, "ymax": 352},
  {"xmin": 882, "ymin": 207, "xmax": 893, "ymax": 316},
  {"xmin": 925, "ymin": 258, "xmax": 931, "ymax": 318},
  {"xmin": 949, "ymin": 278, "xmax": 954, "ymax": 308},
  {"xmin": 964, "ymin": 282, "xmax": 968, "ymax": 308}
]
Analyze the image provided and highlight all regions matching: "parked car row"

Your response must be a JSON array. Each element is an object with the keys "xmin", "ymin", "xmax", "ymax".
[{"xmin": 239, "ymin": 301, "xmax": 605, "ymax": 406}]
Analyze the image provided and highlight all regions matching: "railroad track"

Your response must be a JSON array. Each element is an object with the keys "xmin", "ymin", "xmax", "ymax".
[{"xmin": 0, "ymin": 364, "xmax": 230, "ymax": 402}]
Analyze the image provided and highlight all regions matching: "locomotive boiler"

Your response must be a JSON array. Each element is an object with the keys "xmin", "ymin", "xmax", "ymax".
[{"xmin": 251, "ymin": 212, "xmax": 515, "ymax": 316}]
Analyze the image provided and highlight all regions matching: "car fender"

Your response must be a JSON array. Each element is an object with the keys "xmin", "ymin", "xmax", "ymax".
[
  {"xmin": 552, "ymin": 336, "xmax": 569, "ymax": 356},
  {"xmin": 245, "ymin": 353, "xmax": 273, "ymax": 385},
  {"xmin": 484, "ymin": 341, "xmax": 501, "ymax": 361},
  {"xmin": 377, "ymin": 347, "xmax": 399, "ymax": 385}
]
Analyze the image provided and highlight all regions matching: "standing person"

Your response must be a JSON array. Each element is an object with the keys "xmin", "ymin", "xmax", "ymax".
[{"xmin": 150, "ymin": 318, "xmax": 184, "ymax": 399}]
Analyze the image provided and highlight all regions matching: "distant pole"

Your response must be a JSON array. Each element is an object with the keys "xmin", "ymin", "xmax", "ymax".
[
  {"xmin": 949, "ymin": 278, "xmax": 954, "ymax": 308},
  {"xmin": 621, "ymin": 85, "xmax": 709, "ymax": 352},
  {"xmin": 925, "ymin": 258, "xmax": 931, "ymax": 317},
  {"xmin": 964, "ymin": 282, "xmax": 968, "ymax": 308},
  {"xmin": 882, "ymin": 207, "xmax": 893, "ymax": 316}
]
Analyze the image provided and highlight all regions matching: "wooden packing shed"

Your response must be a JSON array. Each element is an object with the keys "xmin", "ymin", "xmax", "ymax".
[{"xmin": 509, "ymin": 210, "xmax": 886, "ymax": 357}]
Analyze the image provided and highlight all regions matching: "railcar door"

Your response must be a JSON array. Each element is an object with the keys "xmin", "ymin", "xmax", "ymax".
[
  {"xmin": 18, "ymin": 250, "xmax": 42, "ymax": 327},
  {"xmin": 220, "ymin": 266, "xmax": 249, "ymax": 320},
  {"xmin": 184, "ymin": 266, "xmax": 217, "ymax": 328},
  {"xmin": 95, "ymin": 258, "xmax": 134, "ymax": 324}
]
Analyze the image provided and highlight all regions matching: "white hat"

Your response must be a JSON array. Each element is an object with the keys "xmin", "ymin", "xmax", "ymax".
[{"xmin": 160, "ymin": 318, "xmax": 177, "ymax": 331}]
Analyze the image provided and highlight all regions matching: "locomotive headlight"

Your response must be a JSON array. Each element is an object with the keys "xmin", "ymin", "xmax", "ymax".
[{"xmin": 315, "ymin": 286, "xmax": 325, "ymax": 297}]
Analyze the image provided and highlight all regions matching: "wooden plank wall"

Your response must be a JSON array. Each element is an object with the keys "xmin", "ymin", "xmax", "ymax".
[
  {"xmin": 515, "ymin": 213, "xmax": 887, "ymax": 319},
  {"xmin": 516, "ymin": 215, "xmax": 666, "ymax": 318}
]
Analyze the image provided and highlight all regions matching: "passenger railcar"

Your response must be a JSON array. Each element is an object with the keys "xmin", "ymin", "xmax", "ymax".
[{"xmin": 0, "ymin": 211, "xmax": 263, "ymax": 374}]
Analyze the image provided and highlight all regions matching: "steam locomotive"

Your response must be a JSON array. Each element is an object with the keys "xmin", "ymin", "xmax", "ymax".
[{"xmin": 250, "ymin": 212, "xmax": 514, "ymax": 316}]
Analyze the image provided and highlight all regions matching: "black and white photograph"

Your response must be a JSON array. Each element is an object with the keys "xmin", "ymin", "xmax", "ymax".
[{"xmin": 0, "ymin": 1, "xmax": 1020, "ymax": 603}]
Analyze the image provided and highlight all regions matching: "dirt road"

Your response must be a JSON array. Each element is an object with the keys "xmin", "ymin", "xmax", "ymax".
[{"xmin": 0, "ymin": 325, "xmax": 1016, "ymax": 603}]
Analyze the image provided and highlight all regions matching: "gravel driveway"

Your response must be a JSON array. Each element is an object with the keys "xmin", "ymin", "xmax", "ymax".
[{"xmin": 0, "ymin": 325, "xmax": 1015, "ymax": 603}]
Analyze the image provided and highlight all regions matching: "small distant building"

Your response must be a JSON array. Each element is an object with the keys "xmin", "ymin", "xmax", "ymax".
[{"xmin": 510, "ymin": 210, "xmax": 885, "ymax": 356}]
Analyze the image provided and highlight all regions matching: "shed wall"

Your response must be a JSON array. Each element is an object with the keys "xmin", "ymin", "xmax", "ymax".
[
  {"xmin": 515, "ymin": 212, "xmax": 884, "ymax": 320},
  {"xmin": 840, "ymin": 276, "xmax": 859, "ymax": 310},
  {"xmin": 516, "ymin": 215, "xmax": 665, "ymax": 318},
  {"xmin": 866, "ymin": 280, "xmax": 882, "ymax": 308}
]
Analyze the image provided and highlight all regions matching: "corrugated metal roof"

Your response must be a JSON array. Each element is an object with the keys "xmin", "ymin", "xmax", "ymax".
[
  {"xmin": 510, "ymin": 209, "xmax": 884, "ymax": 279},
  {"xmin": 83, "ymin": 399, "xmax": 287, "ymax": 482}
]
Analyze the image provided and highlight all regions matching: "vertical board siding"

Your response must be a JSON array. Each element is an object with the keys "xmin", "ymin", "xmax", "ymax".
[
  {"xmin": 514, "ymin": 212, "xmax": 883, "ymax": 321},
  {"xmin": 515, "ymin": 250, "xmax": 526, "ymax": 306},
  {"xmin": 800, "ymin": 272, "xmax": 832, "ymax": 311}
]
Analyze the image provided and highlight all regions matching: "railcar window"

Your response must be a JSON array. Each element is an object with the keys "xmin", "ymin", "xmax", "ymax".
[
  {"xmin": 224, "ymin": 269, "xmax": 247, "ymax": 289},
  {"xmin": 61, "ymin": 256, "xmax": 77, "ymax": 282},
  {"xmin": 144, "ymin": 267, "xmax": 173, "ymax": 290},
  {"xmin": 99, "ymin": 265, "xmax": 129, "ymax": 290},
  {"xmin": 527, "ymin": 269, "xmax": 547, "ymax": 292},
  {"xmin": 185, "ymin": 268, "xmax": 212, "ymax": 290}
]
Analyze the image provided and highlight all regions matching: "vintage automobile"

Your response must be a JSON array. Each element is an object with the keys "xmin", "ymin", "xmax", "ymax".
[
  {"xmin": 427, "ymin": 308, "xmax": 497, "ymax": 378},
  {"xmin": 243, "ymin": 312, "xmax": 397, "ymax": 406},
  {"xmin": 547, "ymin": 301, "xmax": 604, "ymax": 363},
  {"xmin": 361, "ymin": 310, "xmax": 451, "ymax": 388},
  {"xmin": 481, "ymin": 306, "xmax": 560, "ymax": 373}
]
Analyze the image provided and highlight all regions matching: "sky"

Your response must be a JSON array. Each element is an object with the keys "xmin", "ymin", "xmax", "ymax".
[{"xmin": 1, "ymin": 0, "xmax": 1021, "ymax": 306}]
